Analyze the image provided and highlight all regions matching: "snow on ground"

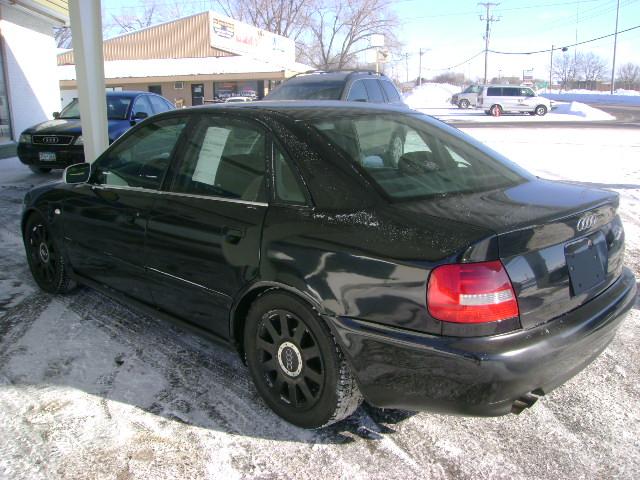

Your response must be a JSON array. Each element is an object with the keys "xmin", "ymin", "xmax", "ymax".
[
  {"xmin": 542, "ymin": 91, "xmax": 640, "ymax": 106},
  {"xmin": 0, "ymin": 126, "xmax": 639, "ymax": 480},
  {"xmin": 405, "ymin": 83, "xmax": 616, "ymax": 122},
  {"xmin": 403, "ymin": 82, "xmax": 459, "ymax": 109}
]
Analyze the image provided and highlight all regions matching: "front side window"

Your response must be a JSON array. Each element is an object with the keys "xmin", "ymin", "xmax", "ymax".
[
  {"xmin": 132, "ymin": 96, "xmax": 154, "ymax": 118},
  {"xmin": 149, "ymin": 95, "xmax": 172, "ymax": 114},
  {"xmin": 486, "ymin": 87, "xmax": 501, "ymax": 96},
  {"xmin": 172, "ymin": 117, "xmax": 267, "ymax": 202},
  {"xmin": 310, "ymin": 113, "xmax": 528, "ymax": 200},
  {"xmin": 91, "ymin": 117, "xmax": 188, "ymax": 190},
  {"xmin": 521, "ymin": 88, "xmax": 535, "ymax": 97}
]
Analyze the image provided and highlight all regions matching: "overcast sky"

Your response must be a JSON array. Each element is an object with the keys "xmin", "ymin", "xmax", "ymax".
[{"xmin": 101, "ymin": 0, "xmax": 640, "ymax": 82}]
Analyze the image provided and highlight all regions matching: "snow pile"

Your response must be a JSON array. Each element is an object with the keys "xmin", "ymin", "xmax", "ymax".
[
  {"xmin": 543, "ymin": 91, "xmax": 640, "ymax": 106},
  {"xmin": 552, "ymin": 101, "xmax": 615, "ymax": 120},
  {"xmin": 404, "ymin": 83, "xmax": 460, "ymax": 109}
]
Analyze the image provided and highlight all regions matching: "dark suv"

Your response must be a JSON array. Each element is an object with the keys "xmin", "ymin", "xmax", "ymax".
[
  {"xmin": 265, "ymin": 70, "xmax": 404, "ymax": 105},
  {"xmin": 17, "ymin": 91, "xmax": 174, "ymax": 173}
]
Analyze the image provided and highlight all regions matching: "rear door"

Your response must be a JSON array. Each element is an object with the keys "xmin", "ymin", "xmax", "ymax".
[{"xmin": 144, "ymin": 114, "xmax": 269, "ymax": 337}]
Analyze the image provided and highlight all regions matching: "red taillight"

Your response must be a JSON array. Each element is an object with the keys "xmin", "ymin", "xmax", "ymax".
[{"xmin": 427, "ymin": 261, "xmax": 519, "ymax": 324}]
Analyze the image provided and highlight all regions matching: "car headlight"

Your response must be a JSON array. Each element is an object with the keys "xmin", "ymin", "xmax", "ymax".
[
  {"xmin": 74, "ymin": 136, "xmax": 84, "ymax": 145},
  {"xmin": 19, "ymin": 134, "xmax": 31, "ymax": 144}
]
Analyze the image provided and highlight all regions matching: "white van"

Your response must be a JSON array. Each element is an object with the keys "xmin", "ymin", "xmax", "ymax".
[{"xmin": 477, "ymin": 85, "xmax": 552, "ymax": 116}]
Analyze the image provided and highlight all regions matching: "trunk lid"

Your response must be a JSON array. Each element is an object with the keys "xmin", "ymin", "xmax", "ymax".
[{"xmin": 399, "ymin": 178, "xmax": 625, "ymax": 329}]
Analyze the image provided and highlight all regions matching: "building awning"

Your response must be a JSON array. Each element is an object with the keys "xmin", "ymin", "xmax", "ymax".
[{"xmin": 58, "ymin": 55, "xmax": 312, "ymax": 84}]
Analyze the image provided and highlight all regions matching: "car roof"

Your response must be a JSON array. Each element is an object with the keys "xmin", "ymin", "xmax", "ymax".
[
  {"xmin": 105, "ymin": 90, "xmax": 152, "ymax": 99},
  {"xmin": 284, "ymin": 71, "xmax": 388, "ymax": 84}
]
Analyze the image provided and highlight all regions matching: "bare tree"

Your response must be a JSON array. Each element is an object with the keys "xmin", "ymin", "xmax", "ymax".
[
  {"xmin": 617, "ymin": 62, "xmax": 640, "ymax": 90},
  {"xmin": 53, "ymin": 26, "xmax": 72, "ymax": 48},
  {"xmin": 552, "ymin": 53, "xmax": 578, "ymax": 91},
  {"xmin": 216, "ymin": 0, "xmax": 314, "ymax": 42},
  {"xmin": 577, "ymin": 52, "xmax": 608, "ymax": 85},
  {"xmin": 298, "ymin": 0, "xmax": 398, "ymax": 70}
]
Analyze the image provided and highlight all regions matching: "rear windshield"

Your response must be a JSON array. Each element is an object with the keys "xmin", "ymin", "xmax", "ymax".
[
  {"xmin": 60, "ymin": 97, "xmax": 132, "ymax": 120},
  {"xmin": 309, "ymin": 113, "xmax": 528, "ymax": 201},
  {"xmin": 266, "ymin": 81, "xmax": 344, "ymax": 100}
]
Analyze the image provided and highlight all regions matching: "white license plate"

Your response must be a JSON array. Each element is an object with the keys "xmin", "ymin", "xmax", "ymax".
[{"xmin": 39, "ymin": 152, "xmax": 56, "ymax": 162}]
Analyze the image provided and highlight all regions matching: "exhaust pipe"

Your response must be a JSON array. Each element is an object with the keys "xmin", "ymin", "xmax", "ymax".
[{"xmin": 511, "ymin": 390, "xmax": 543, "ymax": 415}]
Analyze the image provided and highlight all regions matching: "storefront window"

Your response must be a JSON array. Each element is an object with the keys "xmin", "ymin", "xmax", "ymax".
[
  {"xmin": 0, "ymin": 49, "xmax": 12, "ymax": 143},
  {"xmin": 213, "ymin": 80, "xmax": 260, "ymax": 100}
]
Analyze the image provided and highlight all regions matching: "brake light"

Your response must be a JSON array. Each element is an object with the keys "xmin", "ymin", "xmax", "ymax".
[{"xmin": 427, "ymin": 261, "xmax": 519, "ymax": 323}]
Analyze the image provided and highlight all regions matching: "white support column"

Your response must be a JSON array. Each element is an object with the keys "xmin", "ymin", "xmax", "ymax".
[{"xmin": 68, "ymin": 0, "xmax": 108, "ymax": 163}]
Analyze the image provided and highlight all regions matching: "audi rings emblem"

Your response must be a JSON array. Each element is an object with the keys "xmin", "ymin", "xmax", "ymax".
[
  {"xmin": 42, "ymin": 136, "xmax": 59, "ymax": 144},
  {"xmin": 576, "ymin": 213, "xmax": 598, "ymax": 232},
  {"xmin": 277, "ymin": 341, "xmax": 303, "ymax": 377}
]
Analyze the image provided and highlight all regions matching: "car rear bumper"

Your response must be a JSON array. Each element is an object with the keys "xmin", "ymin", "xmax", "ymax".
[
  {"xmin": 327, "ymin": 267, "xmax": 636, "ymax": 416},
  {"xmin": 17, "ymin": 144, "xmax": 85, "ymax": 169}
]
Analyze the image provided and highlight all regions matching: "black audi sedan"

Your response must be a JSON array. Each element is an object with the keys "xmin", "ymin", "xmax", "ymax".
[
  {"xmin": 21, "ymin": 101, "xmax": 636, "ymax": 428},
  {"xmin": 17, "ymin": 91, "xmax": 174, "ymax": 173}
]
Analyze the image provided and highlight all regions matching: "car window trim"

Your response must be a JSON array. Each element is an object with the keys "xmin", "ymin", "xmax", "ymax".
[
  {"xmin": 268, "ymin": 136, "xmax": 314, "ymax": 208},
  {"xmin": 345, "ymin": 79, "xmax": 368, "ymax": 102},
  {"xmin": 89, "ymin": 183, "xmax": 268, "ymax": 207}
]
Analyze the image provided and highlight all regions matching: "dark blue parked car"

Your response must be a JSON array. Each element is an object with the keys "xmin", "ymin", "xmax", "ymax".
[{"xmin": 17, "ymin": 91, "xmax": 174, "ymax": 173}]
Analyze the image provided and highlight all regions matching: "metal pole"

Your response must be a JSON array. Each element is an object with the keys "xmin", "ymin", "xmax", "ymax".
[
  {"xmin": 405, "ymin": 53, "xmax": 409, "ymax": 83},
  {"xmin": 418, "ymin": 48, "xmax": 423, "ymax": 86},
  {"xmin": 479, "ymin": 3, "xmax": 499, "ymax": 85},
  {"xmin": 610, "ymin": 0, "xmax": 620, "ymax": 94},
  {"xmin": 549, "ymin": 45, "xmax": 554, "ymax": 92}
]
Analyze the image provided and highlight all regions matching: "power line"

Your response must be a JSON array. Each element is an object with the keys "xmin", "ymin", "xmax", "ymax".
[{"xmin": 488, "ymin": 24, "xmax": 640, "ymax": 54}]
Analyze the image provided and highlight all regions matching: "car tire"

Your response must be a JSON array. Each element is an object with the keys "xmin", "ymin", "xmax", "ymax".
[
  {"xmin": 23, "ymin": 212, "xmax": 77, "ymax": 294},
  {"xmin": 490, "ymin": 105, "xmax": 503, "ymax": 117},
  {"xmin": 244, "ymin": 291, "xmax": 362, "ymax": 429},
  {"xmin": 535, "ymin": 105, "xmax": 548, "ymax": 116},
  {"xmin": 459, "ymin": 99, "xmax": 470, "ymax": 109},
  {"xmin": 388, "ymin": 131, "xmax": 405, "ymax": 166},
  {"xmin": 29, "ymin": 166, "xmax": 52, "ymax": 174}
]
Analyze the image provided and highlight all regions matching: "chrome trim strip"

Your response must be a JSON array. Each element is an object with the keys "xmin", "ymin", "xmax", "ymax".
[
  {"xmin": 91, "ymin": 183, "xmax": 268, "ymax": 207},
  {"xmin": 32, "ymin": 134, "xmax": 74, "ymax": 146},
  {"xmin": 146, "ymin": 267, "xmax": 230, "ymax": 298}
]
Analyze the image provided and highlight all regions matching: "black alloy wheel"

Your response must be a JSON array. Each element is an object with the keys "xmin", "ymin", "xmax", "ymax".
[
  {"xmin": 244, "ymin": 291, "xmax": 362, "ymax": 428},
  {"xmin": 24, "ymin": 213, "xmax": 75, "ymax": 294},
  {"xmin": 256, "ymin": 308, "xmax": 325, "ymax": 409}
]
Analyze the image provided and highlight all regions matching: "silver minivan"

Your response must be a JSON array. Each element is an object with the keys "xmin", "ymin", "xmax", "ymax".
[
  {"xmin": 477, "ymin": 85, "xmax": 552, "ymax": 116},
  {"xmin": 450, "ymin": 84, "xmax": 483, "ymax": 108}
]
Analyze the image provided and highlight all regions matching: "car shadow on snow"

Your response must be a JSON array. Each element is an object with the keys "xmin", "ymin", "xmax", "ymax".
[{"xmin": 0, "ymin": 284, "xmax": 417, "ymax": 445}]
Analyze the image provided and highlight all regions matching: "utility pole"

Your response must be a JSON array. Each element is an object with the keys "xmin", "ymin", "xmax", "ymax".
[
  {"xmin": 479, "ymin": 2, "xmax": 500, "ymax": 85},
  {"xmin": 549, "ymin": 45, "xmax": 554, "ymax": 91},
  {"xmin": 405, "ymin": 53, "xmax": 409, "ymax": 83},
  {"xmin": 418, "ymin": 48, "xmax": 424, "ymax": 86},
  {"xmin": 610, "ymin": 0, "xmax": 620, "ymax": 94}
]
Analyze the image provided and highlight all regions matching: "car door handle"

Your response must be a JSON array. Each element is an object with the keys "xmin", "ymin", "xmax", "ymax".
[{"xmin": 224, "ymin": 228, "xmax": 244, "ymax": 244}]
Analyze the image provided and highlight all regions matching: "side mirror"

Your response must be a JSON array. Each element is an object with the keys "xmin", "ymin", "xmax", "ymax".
[
  {"xmin": 63, "ymin": 163, "xmax": 91, "ymax": 184},
  {"xmin": 53, "ymin": 112, "xmax": 60, "ymax": 119}
]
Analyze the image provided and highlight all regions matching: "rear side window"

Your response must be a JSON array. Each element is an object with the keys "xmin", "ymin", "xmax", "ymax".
[
  {"xmin": 149, "ymin": 95, "xmax": 173, "ymax": 114},
  {"xmin": 504, "ymin": 88, "xmax": 518, "ymax": 97},
  {"xmin": 486, "ymin": 87, "xmax": 502, "ymax": 96},
  {"xmin": 363, "ymin": 79, "xmax": 384, "ymax": 103},
  {"xmin": 274, "ymin": 147, "xmax": 306, "ymax": 204},
  {"xmin": 172, "ymin": 117, "xmax": 267, "ymax": 202},
  {"xmin": 347, "ymin": 80, "xmax": 368, "ymax": 102},
  {"xmin": 380, "ymin": 81, "xmax": 401, "ymax": 102}
]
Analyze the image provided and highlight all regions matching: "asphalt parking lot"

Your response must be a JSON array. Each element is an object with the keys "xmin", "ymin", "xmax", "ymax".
[{"xmin": 1, "ymin": 126, "xmax": 639, "ymax": 479}]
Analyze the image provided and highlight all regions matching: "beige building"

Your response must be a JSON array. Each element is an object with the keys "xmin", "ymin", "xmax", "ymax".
[{"xmin": 57, "ymin": 11, "xmax": 310, "ymax": 107}]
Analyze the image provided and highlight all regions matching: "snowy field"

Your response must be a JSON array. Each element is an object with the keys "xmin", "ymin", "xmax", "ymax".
[{"xmin": 1, "ymin": 125, "xmax": 639, "ymax": 479}]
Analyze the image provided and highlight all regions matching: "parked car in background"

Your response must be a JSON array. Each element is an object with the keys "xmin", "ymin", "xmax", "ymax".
[
  {"xmin": 22, "ymin": 101, "xmax": 635, "ymax": 428},
  {"xmin": 17, "ymin": 91, "xmax": 174, "ymax": 173},
  {"xmin": 450, "ymin": 84, "xmax": 483, "ymax": 108},
  {"xmin": 225, "ymin": 96, "xmax": 253, "ymax": 103},
  {"xmin": 477, "ymin": 85, "xmax": 553, "ymax": 116},
  {"xmin": 265, "ymin": 70, "xmax": 404, "ymax": 105}
]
